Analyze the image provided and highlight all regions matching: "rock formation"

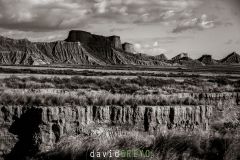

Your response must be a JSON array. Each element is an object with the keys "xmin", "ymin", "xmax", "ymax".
[
  {"xmin": 0, "ymin": 105, "xmax": 212, "ymax": 157},
  {"xmin": 154, "ymin": 54, "xmax": 168, "ymax": 61},
  {"xmin": 198, "ymin": 55, "xmax": 218, "ymax": 65},
  {"xmin": 122, "ymin": 43, "xmax": 135, "ymax": 53},
  {"xmin": 0, "ymin": 31, "xmax": 170, "ymax": 66},
  {"xmin": 171, "ymin": 53, "xmax": 204, "ymax": 66},
  {"xmin": 172, "ymin": 53, "xmax": 189, "ymax": 61},
  {"xmin": 65, "ymin": 30, "xmax": 92, "ymax": 43},
  {"xmin": 221, "ymin": 52, "xmax": 240, "ymax": 64},
  {"xmin": 65, "ymin": 30, "xmax": 122, "ymax": 50},
  {"xmin": 0, "ymin": 31, "xmax": 239, "ymax": 66},
  {"xmin": 0, "ymin": 92, "xmax": 239, "ymax": 159},
  {"xmin": 0, "ymin": 36, "xmax": 50, "ymax": 65},
  {"xmin": 108, "ymin": 36, "xmax": 122, "ymax": 49}
]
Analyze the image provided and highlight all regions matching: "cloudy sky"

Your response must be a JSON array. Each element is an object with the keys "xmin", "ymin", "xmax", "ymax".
[{"xmin": 0, "ymin": 0, "xmax": 239, "ymax": 59}]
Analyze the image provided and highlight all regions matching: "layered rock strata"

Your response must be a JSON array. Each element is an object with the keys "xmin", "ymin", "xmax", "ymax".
[
  {"xmin": 0, "ymin": 105, "xmax": 212, "ymax": 155},
  {"xmin": 0, "ymin": 92, "xmax": 239, "ymax": 159}
]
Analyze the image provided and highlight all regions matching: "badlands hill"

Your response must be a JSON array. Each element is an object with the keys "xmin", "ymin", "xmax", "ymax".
[
  {"xmin": 198, "ymin": 55, "xmax": 218, "ymax": 65},
  {"xmin": 0, "ymin": 30, "xmax": 239, "ymax": 66},
  {"xmin": 170, "ymin": 53, "xmax": 204, "ymax": 66},
  {"xmin": 0, "ymin": 30, "xmax": 168, "ymax": 66},
  {"xmin": 221, "ymin": 52, "xmax": 240, "ymax": 64}
]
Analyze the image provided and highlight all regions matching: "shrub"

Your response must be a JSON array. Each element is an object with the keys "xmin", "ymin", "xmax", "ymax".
[
  {"xmin": 32, "ymin": 132, "xmax": 240, "ymax": 160},
  {"xmin": 0, "ymin": 91, "xmax": 202, "ymax": 106}
]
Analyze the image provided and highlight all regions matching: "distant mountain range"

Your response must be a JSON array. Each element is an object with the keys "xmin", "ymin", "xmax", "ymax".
[{"xmin": 0, "ymin": 30, "xmax": 239, "ymax": 66}]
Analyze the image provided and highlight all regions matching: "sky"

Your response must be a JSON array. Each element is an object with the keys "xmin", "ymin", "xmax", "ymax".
[{"xmin": 0, "ymin": 0, "xmax": 239, "ymax": 59}]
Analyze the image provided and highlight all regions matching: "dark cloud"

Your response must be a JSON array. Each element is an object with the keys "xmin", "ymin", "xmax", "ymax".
[
  {"xmin": 230, "ymin": 0, "xmax": 240, "ymax": 16},
  {"xmin": 225, "ymin": 0, "xmax": 240, "ymax": 7},
  {"xmin": 0, "ymin": 0, "xmax": 235, "ymax": 39},
  {"xmin": 218, "ymin": 0, "xmax": 240, "ymax": 17},
  {"xmin": 0, "ymin": 0, "xmax": 91, "ymax": 31},
  {"xmin": 0, "ymin": 0, "xmax": 203, "ymax": 32},
  {"xmin": 92, "ymin": 0, "xmax": 201, "ymax": 25}
]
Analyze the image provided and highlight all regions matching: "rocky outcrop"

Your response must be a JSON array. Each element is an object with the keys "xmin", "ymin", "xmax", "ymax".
[
  {"xmin": 170, "ymin": 53, "xmax": 204, "ymax": 66},
  {"xmin": 65, "ymin": 30, "xmax": 92, "ymax": 43},
  {"xmin": 198, "ymin": 55, "xmax": 218, "ymax": 65},
  {"xmin": 65, "ymin": 30, "xmax": 122, "ymax": 50},
  {"xmin": 108, "ymin": 36, "xmax": 122, "ymax": 49},
  {"xmin": 172, "ymin": 53, "xmax": 189, "ymax": 61},
  {"xmin": 64, "ymin": 30, "xmax": 129, "ymax": 65},
  {"xmin": 221, "ymin": 52, "xmax": 240, "ymax": 64},
  {"xmin": 154, "ymin": 54, "xmax": 168, "ymax": 61},
  {"xmin": 134, "ymin": 53, "xmax": 170, "ymax": 66},
  {"xmin": 122, "ymin": 43, "xmax": 135, "ymax": 53}
]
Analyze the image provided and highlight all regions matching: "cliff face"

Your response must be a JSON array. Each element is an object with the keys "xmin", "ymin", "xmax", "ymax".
[
  {"xmin": 0, "ymin": 105, "xmax": 212, "ymax": 155},
  {"xmin": 65, "ymin": 30, "xmax": 122, "ymax": 50},
  {"xmin": 122, "ymin": 43, "xmax": 135, "ymax": 53},
  {"xmin": 0, "ymin": 92, "xmax": 239, "ymax": 158}
]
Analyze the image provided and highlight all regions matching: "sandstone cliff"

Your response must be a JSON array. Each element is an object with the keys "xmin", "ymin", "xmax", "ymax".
[
  {"xmin": 122, "ymin": 43, "xmax": 135, "ymax": 53},
  {"xmin": 1, "ymin": 92, "xmax": 239, "ymax": 158},
  {"xmin": 0, "ymin": 105, "xmax": 212, "ymax": 157}
]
